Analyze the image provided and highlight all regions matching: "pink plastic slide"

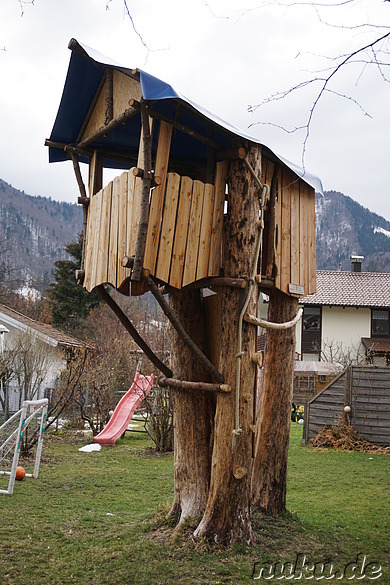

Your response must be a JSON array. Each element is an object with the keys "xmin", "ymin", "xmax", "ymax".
[{"xmin": 94, "ymin": 372, "xmax": 154, "ymax": 446}]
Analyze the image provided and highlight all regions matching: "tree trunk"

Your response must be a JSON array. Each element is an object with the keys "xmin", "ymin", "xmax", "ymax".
[
  {"xmin": 251, "ymin": 288, "xmax": 298, "ymax": 514},
  {"xmin": 194, "ymin": 143, "xmax": 260, "ymax": 544},
  {"xmin": 168, "ymin": 289, "xmax": 214, "ymax": 528}
]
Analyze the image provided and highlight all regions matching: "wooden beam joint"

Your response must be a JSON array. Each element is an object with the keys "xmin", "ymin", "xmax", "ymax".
[
  {"xmin": 77, "ymin": 196, "xmax": 90, "ymax": 207},
  {"xmin": 132, "ymin": 167, "xmax": 162, "ymax": 187}
]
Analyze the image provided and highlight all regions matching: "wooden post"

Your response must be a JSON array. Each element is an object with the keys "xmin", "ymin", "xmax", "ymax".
[
  {"xmin": 194, "ymin": 142, "xmax": 261, "ymax": 544},
  {"xmin": 132, "ymin": 101, "xmax": 152, "ymax": 282},
  {"xmin": 344, "ymin": 366, "xmax": 353, "ymax": 425},
  {"xmin": 168, "ymin": 289, "xmax": 214, "ymax": 530},
  {"xmin": 251, "ymin": 287, "xmax": 298, "ymax": 514}
]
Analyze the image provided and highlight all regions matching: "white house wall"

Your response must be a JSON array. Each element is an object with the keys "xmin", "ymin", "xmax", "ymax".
[
  {"xmin": 0, "ymin": 315, "xmax": 67, "ymax": 412},
  {"xmin": 258, "ymin": 296, "xmax": 371, "ymax": 363},
  {"xmin": 321, "ymin": 306, "xmax": 370, "ymax": 362}
]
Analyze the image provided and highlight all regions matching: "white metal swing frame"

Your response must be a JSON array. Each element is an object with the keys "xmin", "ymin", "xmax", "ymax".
[{"xmin": 0, "ymin": 398, "xmax": 48, "ymax": 495}]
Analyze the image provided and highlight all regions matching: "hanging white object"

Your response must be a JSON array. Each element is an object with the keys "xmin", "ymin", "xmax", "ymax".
[{"xmin": 244, "ymin": 308, "xmax": 303, "ymax": 330}]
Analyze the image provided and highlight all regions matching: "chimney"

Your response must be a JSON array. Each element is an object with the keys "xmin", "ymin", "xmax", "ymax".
[{"xmin": 350, "ymin": 255, "xmax": 364, "ymax": 272}]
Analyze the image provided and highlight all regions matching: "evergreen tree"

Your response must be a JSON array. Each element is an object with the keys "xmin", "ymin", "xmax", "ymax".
[{"xmin": 48, "ymin": 233, "xmax": 100, "ymax": 331}]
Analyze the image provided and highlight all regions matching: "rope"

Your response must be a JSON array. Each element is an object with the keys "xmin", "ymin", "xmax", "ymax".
[{"xmin": 232, "ymin": 169, "xmax": 270, "ymax": 449}]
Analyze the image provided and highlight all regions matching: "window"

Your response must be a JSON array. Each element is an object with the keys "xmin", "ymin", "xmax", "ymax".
[
  {"xmin": 302, "ymin": 306, "xmax": 322, "ymax": 355},
  {"xmin": 371, "ymin": 309, "xmax": 390, "ymax": 336}
]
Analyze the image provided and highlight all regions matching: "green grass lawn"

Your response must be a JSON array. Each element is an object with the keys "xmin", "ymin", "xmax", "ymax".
[{"xmin": 0, "ymin": 424, "xmax": 388, "ymax": 584}]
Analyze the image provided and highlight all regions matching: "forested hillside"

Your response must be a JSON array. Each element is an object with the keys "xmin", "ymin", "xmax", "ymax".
[
  {"xmin": 316, "ymin": 191, "xmax": 390, "ymax": 272},
  {"xmin": 0, "ymin": 179, "xmax": 82, "ymax": 293}
]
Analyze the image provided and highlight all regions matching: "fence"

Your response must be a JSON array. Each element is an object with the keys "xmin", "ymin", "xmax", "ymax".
[{"xmin": 304, "ymin": 366, "xmax": 390, "ymax": 446}]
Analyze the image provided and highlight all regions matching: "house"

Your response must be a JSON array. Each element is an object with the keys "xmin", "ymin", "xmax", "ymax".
[
  {"xmin": 258, "ymin": 258, "xmax": 390, "ymax": 403},
  {"xmin": 297, "ymin": 258, "xmax": 390, "ymax": 366},
  {"xmin": 259, "ymin": 257, "xmax": 390, "ymax": 365},
  {"xmin": 0, "ymin": 303, "xmax": 85, "ymax": 415}
]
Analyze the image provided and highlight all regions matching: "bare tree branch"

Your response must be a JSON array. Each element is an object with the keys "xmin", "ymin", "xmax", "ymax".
[
  {"xmin": 249, "ymin": 19, "xmax": 390, "ymax": 170},
  {"xmin": 17, "ymin": 0, "xmax": 35, "ymax": 17},
  {"xmin": 203, "ymin": 1, "xmax": 230, "ymax": 19}
]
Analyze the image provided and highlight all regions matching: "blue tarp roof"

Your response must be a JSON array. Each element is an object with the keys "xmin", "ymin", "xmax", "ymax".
[{"xmin": 47, "ymin": 39, "xmax": 323, "ymax": 193}]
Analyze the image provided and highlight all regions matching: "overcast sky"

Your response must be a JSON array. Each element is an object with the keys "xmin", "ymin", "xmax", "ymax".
[{"xmin": 0, "ymin": 0, "xmax": 389, "ymax": 220}]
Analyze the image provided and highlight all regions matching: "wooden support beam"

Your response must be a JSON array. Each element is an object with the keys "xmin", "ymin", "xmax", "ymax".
[
  {"xmin": 104, "ymin": 68, "xmax": 113, "ymax": 125},
  {"xmin": 49, "ymin": 141, "xmax": 90, "ymax": 158},
  {"xmin": 158, "ymin": 376, "xmax": 231, "ymax": 393},
  {"xmin": 57, "ymin": 140, "xmax": 138, "ymax": 167},
  {"xmin": 216, "ymin": 147, "xmax": 246, "ymax": 161},
  {"xmin": 146, "ymin": 104, "xmax": 220, "ymax": 150},
  {"xmin": 256, "ymin": 276, "xmax": 275, "ymax": 288},
  {"xmin": 132, "ymin": 100, "xmax": 153, "ymax": 282},
  {"xmin": 265, "ymin": 174, "xmax": 277, "ymax": 279},
  {"xmin": 77, "ymin": 100, "xmax": 139, "ymax": 149},
  {"xmin": 96, "ymin": 285, "xmax": 172, "ymax": 378},
  {"xmin": 146, "ymin": 276, "xmax": 224, "ymax": 383},
  {"xmin": 159, "ymin": 276, "xmax": 248, "ymax": 294},
  {"xmin": 69, "ymin": 152, "xmax": 88, "ymax": 269},
  {"xmin": 69, "ymin": 153, "xmax": 87, "ymax": 199},
  {"xmin": 186, "ymin": 276, "xmax": 247, "ymax": 290}
]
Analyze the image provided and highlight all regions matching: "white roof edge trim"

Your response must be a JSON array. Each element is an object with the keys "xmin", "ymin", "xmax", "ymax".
[{"xmin": 0, "ymin": 313, "xmax": 59, "ymax": 348}]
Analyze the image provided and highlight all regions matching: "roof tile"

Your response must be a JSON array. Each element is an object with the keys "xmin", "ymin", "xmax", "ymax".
[
  {"xmin": 301, "ymin": 271, "xmax": 390, "ymax": 308},
  {"xmin": 0, "ymin": 303, "xmax": 86, "ymax": 348}
]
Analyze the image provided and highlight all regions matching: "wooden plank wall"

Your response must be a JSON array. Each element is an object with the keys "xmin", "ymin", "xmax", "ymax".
[
  {"xmin": 83, "ymin": 162, "xmax": 226, "ymax": 292},
  {"xmin": 306, "ymin": 366, "xmax": 390, "ymax": 446},
  {"xmin": 156, "ymin": 165, "xmax": 226, "ymax": 289},
  {"xmin": 84, "ymin": 170, "xmax": 139, "ymax": 292},
  {"xmin": 81, "ymin": 70, "xmax": 142, "ymax": 144},
  {"xmin": 274, "ymin": 167, "xmax": 316, "ymax": 297}
]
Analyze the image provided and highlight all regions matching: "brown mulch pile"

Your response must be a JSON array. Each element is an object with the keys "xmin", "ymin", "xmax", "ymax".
[{"xmin": 309, "ymin": 415, "xmax": 390, "ymax": 454}]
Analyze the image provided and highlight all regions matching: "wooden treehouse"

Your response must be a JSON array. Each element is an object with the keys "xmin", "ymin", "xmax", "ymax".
[
  {"xmin": 46, "ymin": 38, "xmax": 320, "ymax": 387},
  {"xmin": 47, "ymin": 39, "xmax": 323, "ymax": 539}
]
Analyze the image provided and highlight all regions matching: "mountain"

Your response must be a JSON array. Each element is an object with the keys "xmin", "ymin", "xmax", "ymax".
[
  {"xmin": 316, "ymin": 190, "xmax": 390, "ymax": 272},
  {"xmin": 1, "ymin": 180, "xmax": 389, "ymax": 297},
  {"xmin": 0, "ymin": 179, "xmax": 82, "ymax": 293}
]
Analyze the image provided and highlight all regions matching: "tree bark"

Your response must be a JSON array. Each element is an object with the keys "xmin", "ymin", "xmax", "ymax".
[
  {"xmin": 194, "ymin": 143, "xmax": 261, "ymax": 544},
  {"xmin": 168, "ymin": 289, "xmax": 214, "ymax": 528},
  {"xmin": 251, "ymin": 288, "xmax": 298, "ymax": 514}
]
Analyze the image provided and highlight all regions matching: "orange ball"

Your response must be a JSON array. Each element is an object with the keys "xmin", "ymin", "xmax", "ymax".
[{"xmin": 15, "ymin": 466, "xmax": 26, "ymax": 481}]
